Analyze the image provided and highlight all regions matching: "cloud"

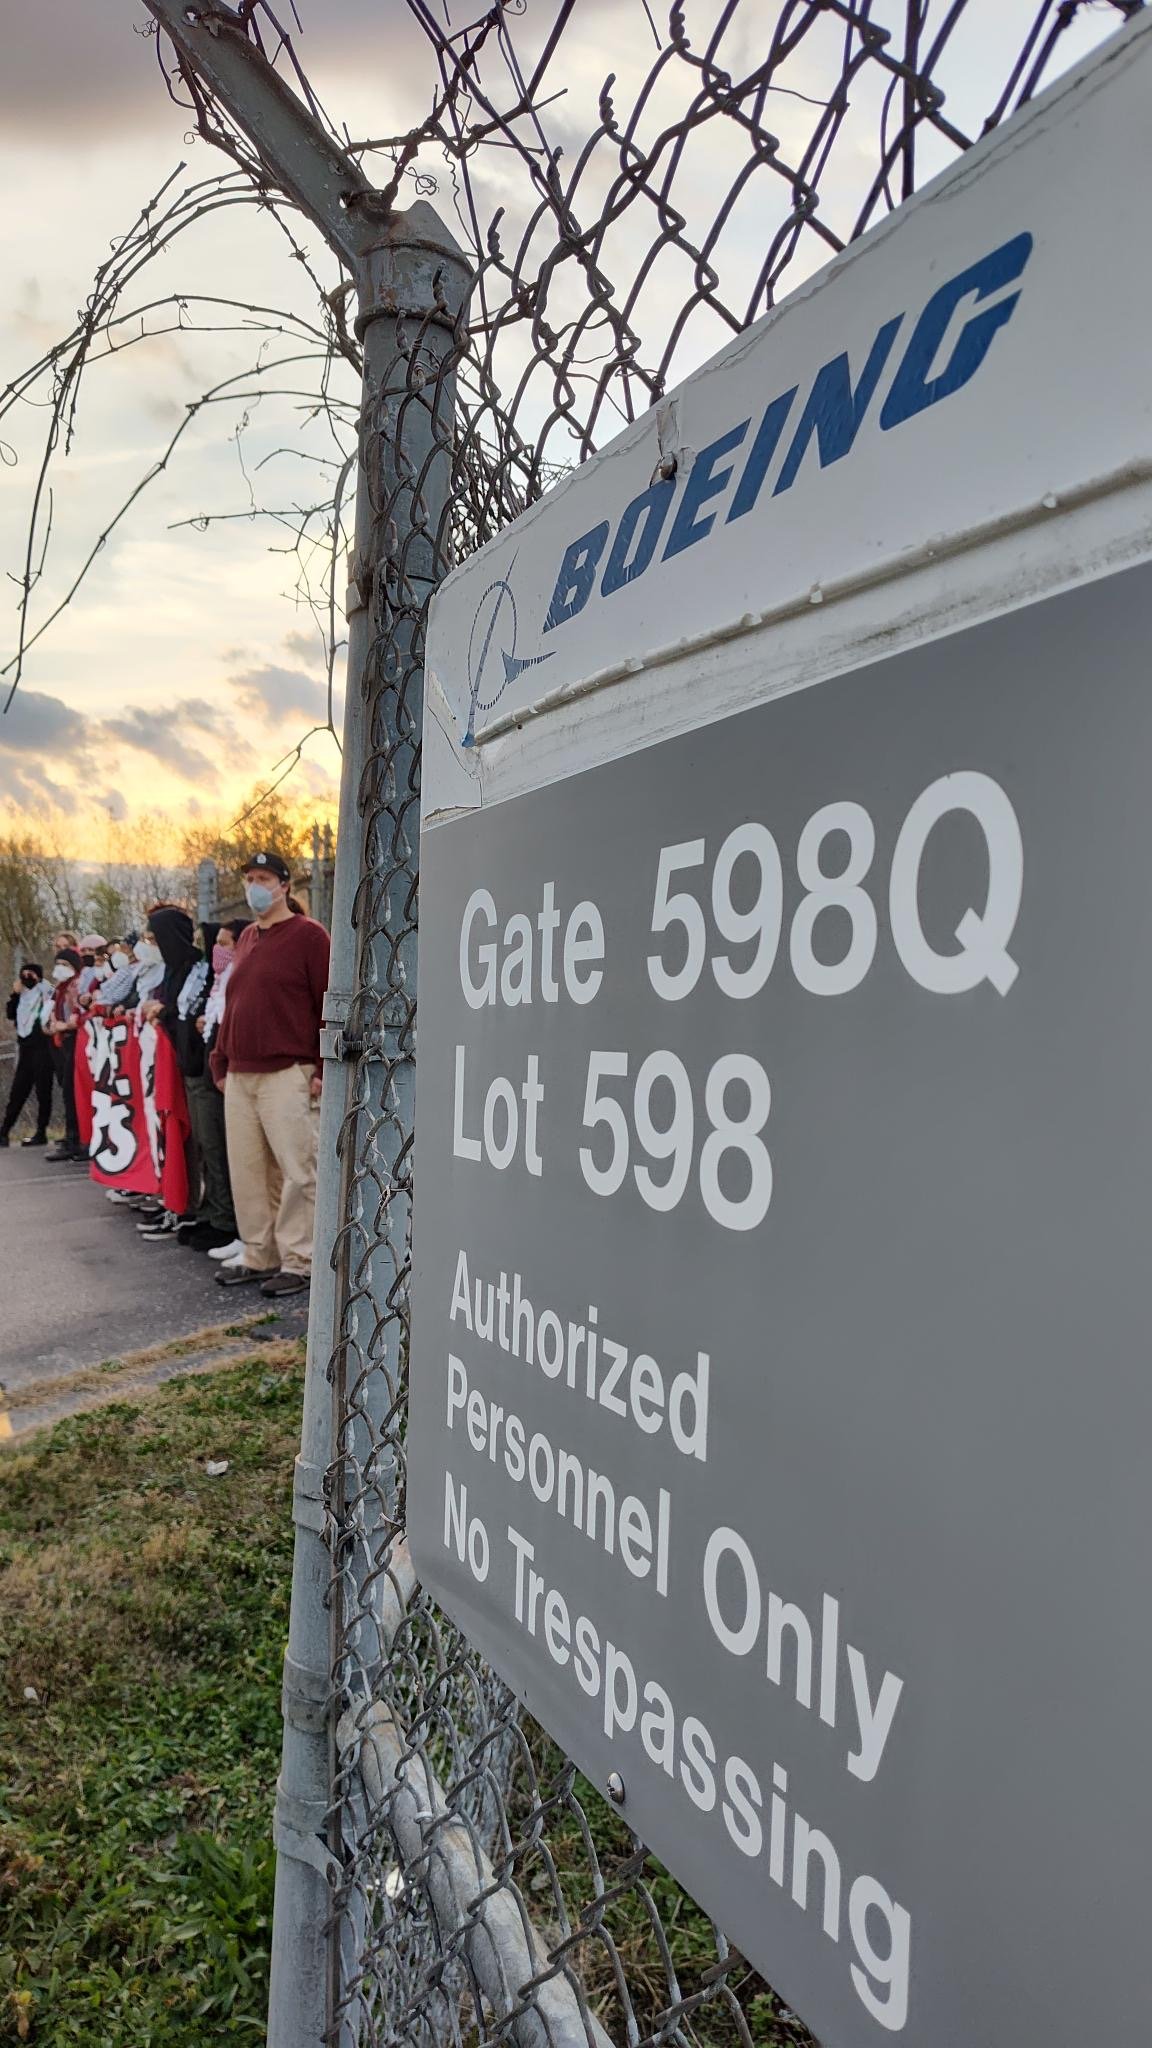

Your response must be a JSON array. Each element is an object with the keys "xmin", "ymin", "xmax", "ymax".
[
  {"xmin": 99, "ymin": 701, "xmax": 242, "ymax": 782},
  {"xmin": 0, "ymin": 0, "xmax": 435, "ymax": 137},
  {"xmin": 0, "ymin": 687, "xmax": 100, "ymax": 810},
  {"xmin": 0, "ymin": 3, "xmax": 161, "ymax": 133},
  {"xmin": 0, "ymin": 681, "xmax": 261, "ymax": 805},
  {"xmin": 0, "ymin": 687, "xmax": 96, "ymax": 764},
  {"xmin": 0, "ymin": 756, "xmax": 80, "ymax": 813},
  {"xmin": 282, "ymin": 629, "xmax": 324, "ymax": 666},
  {"xmin": 294, "ymin": 758, "xmax": 339, "ymax": 802},
  {"xmin": 180, "ymin": 698, "xmax": 233, "ymax": 734},
  {"xmin": 232, "ymin": 663, "xmax": 329, "ymax": 723}
]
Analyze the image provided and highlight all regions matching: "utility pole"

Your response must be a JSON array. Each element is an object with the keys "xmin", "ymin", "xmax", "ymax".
[{"xmin": 141, "ymin": 8, "xmax": 471, "ymax": 2042}]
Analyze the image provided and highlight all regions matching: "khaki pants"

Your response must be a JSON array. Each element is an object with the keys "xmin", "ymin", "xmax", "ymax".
[{"xmin": 224, "ymin": 1065, "xmax": 319, "ymax": 1274}]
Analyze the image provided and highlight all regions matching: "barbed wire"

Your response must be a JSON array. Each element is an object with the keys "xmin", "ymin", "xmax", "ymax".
[{"xmin": 1, "ymin": 3, "xmax": 1141, "ymax": 2042}]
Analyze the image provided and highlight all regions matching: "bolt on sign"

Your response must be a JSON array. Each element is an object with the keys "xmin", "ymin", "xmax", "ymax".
[{"xmin": 409, "ymin": 19, "xmax": 1152, "ymax": 2045}]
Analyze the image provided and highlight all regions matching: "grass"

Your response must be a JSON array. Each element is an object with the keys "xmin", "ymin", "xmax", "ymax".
[
  {"xmin": 0, "ymin": 1347, "xmax": 304, "ymax": 2045},
  {"xmin": 509, "ymin": 1730, "xmax": 818, "ymax": 2048},
  {"xmin": 0, "ymin": 1346, "xmax": 815, "ymax": 2048}
]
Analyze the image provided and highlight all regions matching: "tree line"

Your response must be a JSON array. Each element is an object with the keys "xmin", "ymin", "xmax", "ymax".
[{"xmin": 0, "ymin": 786, "xmax": 331, "ymax": 988}]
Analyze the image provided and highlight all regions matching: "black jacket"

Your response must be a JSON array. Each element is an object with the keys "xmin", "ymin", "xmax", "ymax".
[{"xmin": 150, "ymin": 908, "xmax": 205, "ymax": 1079}]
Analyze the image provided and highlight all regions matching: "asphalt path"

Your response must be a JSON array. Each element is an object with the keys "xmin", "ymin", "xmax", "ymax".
[{"xmin": 0, "ymin": 1145, "xmax": 256, "ymax": 1395}]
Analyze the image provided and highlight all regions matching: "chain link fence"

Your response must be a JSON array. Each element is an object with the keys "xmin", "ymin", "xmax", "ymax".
[
  {"xmin": 2, "ymin": 1, "xmax": 1129, "ymax": 2041},
  {"xmin": 298, "ymin": 5, "xmax": 1139, "ymax": 2045}
]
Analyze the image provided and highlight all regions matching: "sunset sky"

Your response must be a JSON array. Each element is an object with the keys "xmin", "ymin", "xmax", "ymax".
[{"xmin": 0, "ymin": 1, "xmax": 1122, "ymax": 847}]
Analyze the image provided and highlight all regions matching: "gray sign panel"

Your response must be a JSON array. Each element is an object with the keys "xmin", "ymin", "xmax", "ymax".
[{"xmin": 410, "ymin": 563, "xmax": 1152, "ymax": 2044}]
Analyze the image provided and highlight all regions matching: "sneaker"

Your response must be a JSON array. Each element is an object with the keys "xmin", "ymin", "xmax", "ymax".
[
  {"xmin": 48, "ymin": 1146, "xmax": 86, "ymax": 1163},
  {"xmin": 21, "ymin": 1133, "xmax": 48, "ymax": 1148},
  {"xmin": 177, "ymin": 1222, "xmax": 237, "ymax": 1251},
  {"xmin": 260, "ymin": 1270, "xmax": 311, "ymax": 1299},
  {"xmin": 138, "ymin": 1213, "xmax": 177, "ymax": 1238},
  {"xmin": 215, "ymin": 1264, "xmax": 278, "ymax": 1289},
  {"xmin": 105, "ymin": 1188, "xmax": 137, "ymax": 1204},
  {"xmin": 0, "ymin": 1133, "xmax": 8, "ymax": 1149},
  {"xmin": 207, "ymin": 1238, "xmax": 246, "ymax": 1263}
]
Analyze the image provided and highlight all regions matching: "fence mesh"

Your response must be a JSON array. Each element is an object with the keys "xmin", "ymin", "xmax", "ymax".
[{"xmin": 193, "ymin": 3, "xmax": 1141, "ymax": 2044}]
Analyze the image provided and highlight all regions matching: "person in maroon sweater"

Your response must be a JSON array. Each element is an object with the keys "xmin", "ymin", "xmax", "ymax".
[{"xmin": 210, "ymin": 851, "xmax": 330, "ymax": 1297}]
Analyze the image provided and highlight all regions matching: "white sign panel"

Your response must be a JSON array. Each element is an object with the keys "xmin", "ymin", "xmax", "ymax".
[{"xmin": 425, "ymin": 15, "xmax": 1152, "ymax": 783}]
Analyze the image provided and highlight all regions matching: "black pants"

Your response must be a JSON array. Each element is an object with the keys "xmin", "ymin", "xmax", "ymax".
[
  {"xmin": 185, "ymin": 1069, "xmax": 237, "ymax": 1233},
  {"xmin": 52, "ymin": 1035, "xmax": 79, "ymax": 1149},
  {"xmin": 1, "ymin": 1035, "xmax": 54, "ymax": 1138}
]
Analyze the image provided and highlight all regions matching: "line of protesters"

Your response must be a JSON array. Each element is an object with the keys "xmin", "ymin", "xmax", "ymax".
[{"xmin": 1, "ymin": 853, "xmax": 331, "ymax": 1301}]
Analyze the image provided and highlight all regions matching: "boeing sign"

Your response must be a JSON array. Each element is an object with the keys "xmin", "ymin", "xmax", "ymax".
[
  {"xmin": 539, "ymin": 235, "xmax": 1032, "ymax": 639},
  {"xmin": 459, "ymin": 233, "xmax": 1034, "ymax": 743},
  {"xmin": 416, "ymin": 18, "xmax": 1152, "ymax": 2047},
  {"xmin": 428, "ymin": 21, "xmax": 1151, "ymax": 771}
]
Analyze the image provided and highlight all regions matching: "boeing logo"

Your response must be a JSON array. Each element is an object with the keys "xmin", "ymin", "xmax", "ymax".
[
  {"xmin": 460, "ymin": 232, "xmax": 1033, "ymax": 747},
  {"xmin": 463, "ymin": 561, "xmax": 553, "ymax": 746}
]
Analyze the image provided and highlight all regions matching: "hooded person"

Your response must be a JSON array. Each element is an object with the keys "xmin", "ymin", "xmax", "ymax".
[
  {"xmin": 145, "ymin": 906, "xmax": 200, "ymax": 1031},
  {"xmin": 45, "ymin": 947, "xmax": 85, "ymax": 1161},
  {"xmin": 171, "ymin": 920, "xmax": 242, "ymax": 1255},
  {"xmin": 133, "ymin": 906, "xmax": 202, "ymax": 1240},
  {"xmin": 1, "ymin": 962, "xmax": 55, "ymax": 1148}
]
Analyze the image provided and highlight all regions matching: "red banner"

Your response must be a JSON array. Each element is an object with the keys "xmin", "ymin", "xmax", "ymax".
[{"xmin": 75, "ymin": 1011, "xmax": 190, "ymax": 1212}]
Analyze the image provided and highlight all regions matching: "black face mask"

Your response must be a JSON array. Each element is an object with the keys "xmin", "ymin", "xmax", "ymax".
[
  {"xmin": 21, "ymin": 975, "xmax": 38, "ymax": 989},
  {"xmin": 80, "ymin": 953, "xmax": 95, "ymax": 967}
]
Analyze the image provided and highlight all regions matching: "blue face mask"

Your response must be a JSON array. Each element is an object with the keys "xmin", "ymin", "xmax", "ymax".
[{"xmin": 245, "ymin": 881, "xmax": 278, "ymax": 914}]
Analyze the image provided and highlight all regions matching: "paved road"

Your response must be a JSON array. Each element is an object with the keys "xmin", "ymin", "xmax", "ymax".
[{"xmin": 0, "ymin": 1146, "xmax": 267, "ymax": 1395}]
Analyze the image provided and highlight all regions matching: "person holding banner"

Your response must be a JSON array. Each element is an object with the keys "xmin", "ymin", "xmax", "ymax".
[
  {"xmin": 1, "ymin": 963, "xmax": 54, "ymax": 1147},
  {"xmin": 135, "ymin": 906, "xmax": 200, "ymax": 1240},
  {"xmin": 168, "ymin": 920, "xmax": 242, "ymax": 1255}
]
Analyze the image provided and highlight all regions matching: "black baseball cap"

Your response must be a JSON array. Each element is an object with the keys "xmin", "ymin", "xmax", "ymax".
[{"xmin": 241, "ymin": 850, "xmax": 291, "ymax": 883}]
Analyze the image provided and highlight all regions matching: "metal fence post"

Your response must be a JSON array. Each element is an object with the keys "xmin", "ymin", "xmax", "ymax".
[
  {"xmin": 196, "ymin": 859, "xmax": 218, "ymax": 926},
  {"xmin": 267, "ymin": 199, "xmax": 470, "ymax": 2048}
]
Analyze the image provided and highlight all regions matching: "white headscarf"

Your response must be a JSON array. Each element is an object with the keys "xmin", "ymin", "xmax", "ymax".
[
  {"xmin": 202, "ymin": 959, "xmax": 233, "ymax": 1043},
  {"xmin": 99, "ymin": 961, "xmax": 138, "ymax": 1006},
  {"xmin": 15, "ymin": 976, "xmax": 49, "ymax": 1038},
  {"xmin": 134, "ymin": 959, "xmax": 165, "ymax": 1003},
  {"xmin": 176, "ymin": 959, "xmax": 210, "ymax": 1019}
]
